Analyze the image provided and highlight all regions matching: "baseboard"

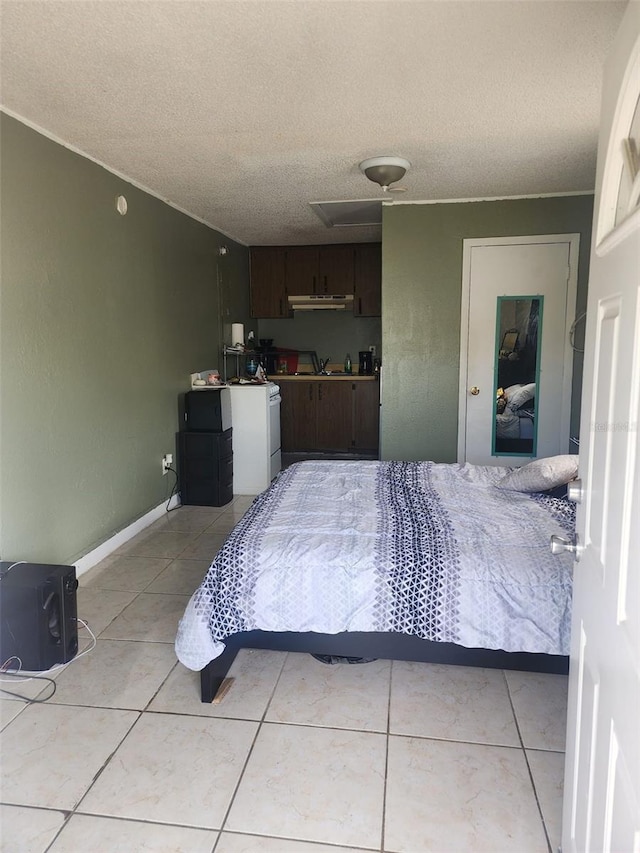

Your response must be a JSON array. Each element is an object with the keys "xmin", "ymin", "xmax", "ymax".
[{"xmin": 73, "ymin": 493, "xmax": 181, "ymax": 579}]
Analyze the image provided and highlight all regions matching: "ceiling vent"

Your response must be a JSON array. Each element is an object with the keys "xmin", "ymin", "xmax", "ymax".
[{"xmin": 309, "ymin": 198, "xmax": 386, "ymax": 228}]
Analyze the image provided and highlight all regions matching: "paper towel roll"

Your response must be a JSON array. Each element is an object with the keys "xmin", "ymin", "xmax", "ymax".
[{"xmin": 231, "ymin": 323, "xmax": 244, "ymax": 347}]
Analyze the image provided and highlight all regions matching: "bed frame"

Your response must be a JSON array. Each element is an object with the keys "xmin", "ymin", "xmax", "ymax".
[{"xmin": 199, "ymin": 629, "xmax": 568, "ymax": 703}]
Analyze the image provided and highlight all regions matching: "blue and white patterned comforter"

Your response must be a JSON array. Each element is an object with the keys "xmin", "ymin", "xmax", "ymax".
[{"xmin": 175, "ymin": 460, "xmax": 574, "ymax": 670}]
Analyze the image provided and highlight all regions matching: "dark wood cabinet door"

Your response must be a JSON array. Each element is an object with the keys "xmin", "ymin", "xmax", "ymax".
[
  {"xmin": 353, "ymin": 381, "xmax": 380, "ymax": 451},
  {"xmin": 250, "ymin": 247, "xmax": 287, "ymax": 318},
  {"xmin": 285, "ymin": 246, "xmax": 320, "ymax": 294},
  {"xmin": 319, "ymin": 245, "xmax": 355, "ymax": 294},
  {"xmin": 354, "ymin": 243, "xmax": 381, "ymax": 316},
  {"xmin": 280, "ymin": 381, "xmax": 317, "ymax": 451},
  {"xmin": 316, "ymin": 381, "xmax": 353, "ymax": 451}
]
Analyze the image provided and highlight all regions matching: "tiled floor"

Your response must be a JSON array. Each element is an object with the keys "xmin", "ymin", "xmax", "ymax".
[{"xmin": 0, "ymin": 498, "xmax": 568, "ymax": 853}]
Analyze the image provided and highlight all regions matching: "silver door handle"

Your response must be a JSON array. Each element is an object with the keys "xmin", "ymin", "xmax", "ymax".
[
  {"xmin": 567, "ymin": 478, "xmax": 583, "ymax": 503},
  {"xmin": 550, "ymin": 533, "xmax": 582, "ymax": 561}
]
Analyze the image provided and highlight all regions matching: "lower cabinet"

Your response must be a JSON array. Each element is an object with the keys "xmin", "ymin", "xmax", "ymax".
[
  {"xmin": 178, "ymin": 428, "xmax": 233, "ymax": 506},
  {"xmin": 280, "ymin": 381, "xmax": 379, "ymax": 453},
  {"xmin": 353, "ymin": 380, "xmax": 380, "ymax": 451}
]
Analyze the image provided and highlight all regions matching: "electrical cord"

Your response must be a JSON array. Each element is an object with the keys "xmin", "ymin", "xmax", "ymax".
[
  {"xmin": 0, "ymin": 670, "xmax": 57, "ymax": 703},
  {"xmin": 165, "ymin": 465, "xmax": 180, "ymax": 512},
  {"xmin": 0, "ymin": 617, "xmax": 97, "ymax": 703},
  {"xmin": 0, "ymin": 560, "xmax": 27, "ymax": 580}
]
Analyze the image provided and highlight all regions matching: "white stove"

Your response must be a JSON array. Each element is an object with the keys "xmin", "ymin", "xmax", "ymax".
[{"xmin": 228, "ymin": 382, "xmax": 281, "ymax": 494}]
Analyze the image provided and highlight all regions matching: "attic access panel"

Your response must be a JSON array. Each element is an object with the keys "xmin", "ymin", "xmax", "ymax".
[{"xmin": 309, "ymin": 199, "xmax": 387, "ymax": 228}]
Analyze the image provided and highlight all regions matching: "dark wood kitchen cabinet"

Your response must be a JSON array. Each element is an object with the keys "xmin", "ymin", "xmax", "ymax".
[
  {"xmin": 280, "ymin": 381, "xmax": 317, "ymax": 450},
  {"xmin": 279, "ymin": 379, "xmax": 378, "ymax": 453},
  {"xmin": 250, "ymin": 242, "xmax": 380, "ymax": 318},
  {"xmin": 354, "ymin": 243, "xmax": 382, "ymax": 316},
  {"xmin": 285, "ymin": 245, "xmax": 355, "ymax": 295},
  {"xmin": 353, "ymin": 380, "xmax": 380, "ymax": 450},
  {"xmin": 249, "ymin": 247, "xmax": 288, "ymax": 318}
]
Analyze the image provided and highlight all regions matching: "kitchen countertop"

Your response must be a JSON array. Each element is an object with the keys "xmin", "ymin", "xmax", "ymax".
[{"xmin": 274, "ymin": 373, "xmax": 378, "ymax": 381}]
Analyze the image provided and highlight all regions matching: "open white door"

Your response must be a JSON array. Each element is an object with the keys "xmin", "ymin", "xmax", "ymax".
[{"xmin": 562, "ymin": 3, "xmax": 640, "ymax": 851}]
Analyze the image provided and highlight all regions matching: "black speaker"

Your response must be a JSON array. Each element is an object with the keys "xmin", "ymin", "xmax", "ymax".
[{"xmin": 0, "ymin": 562, "xmax": 79, "ymax": 671}]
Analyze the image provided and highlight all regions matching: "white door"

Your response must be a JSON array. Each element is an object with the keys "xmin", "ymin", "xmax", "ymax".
[
  {"xmin": 459, "ymin": 235, "xmax": 578, "ymax": 466},
  {"xmin": 562, "ymin": 3, "xmax": 640, "ymax": 851}
]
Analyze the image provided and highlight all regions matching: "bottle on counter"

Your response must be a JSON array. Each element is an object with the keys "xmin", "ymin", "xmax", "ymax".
[{"xmin": 344, "ymin": 353, "xmax": 352, "ymax": 374}]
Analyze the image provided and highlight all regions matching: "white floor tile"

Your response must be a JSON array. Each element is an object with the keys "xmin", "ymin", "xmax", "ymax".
[
  {"xmin": 390, "ymin": 661, "xmax": 519, "ymax": 746},
  {"xmin": 0, "ymin": 805, "xmax": 66, "ymax": 853},
  {"xmin": 178, "ymin": 531, "xmax": 229, "ymax": 561},
  {"xmin": 75, "ymin": 586, "xmax": 137, "ymax": 636},
  {"xmin": 48, "ymin": 813, "xmax": 218, "ymax": 852},
  {"xmin": 50, "ymin": 639, "xmax": 176, "ymax": 710},
  {"xmin": 81, "ymin": 554, "xmax": 171, "ymax": 591},
  {"xmin": 215, "ymin": 833, "xmax": 374, "ymax": 853},
  {"xmin": 149, "ymin": 649, "xmax": 286, "ymax": 720},
  {"xmin": 206, "ymin": 515, "xmax": 241, "ymax": 534},
  {"xmin": 115, "ymin": 529, "xmax": 196, "ymax": 559},
  {"xmin": 100, "ymin": 592, "xmax": 190, "ymax": 642},
  {"xmin": 78, "ymin": 712, "xmax": 258, "ymax": 828},
  {"xmin": 146, "ymin": 558, "xmax": 211, "ymax": 595},
  {"xmin": 0, "ymin": 655, "xmax": 77, "ymax": 704},
  {"xmin": 527, "ymin": 748, "xmax": 565, "ymax": 853},
  {"xmin": 0, "ymin": 703, "xmax": 137, "ymax": 809},
  {"xmin": 505, "ymin": 670, "xmax": 569, "ymax": 751},
  {"xmin": 266, "ymin": 653, "xmax": 390, "ymax": 731},
  {"xmin": 218, "ymin": 505, "xmax": 252, "ymax": 523},
  {"xmin": 0, "ymin": 696, "xmax": 27, "ymax": 730},
  {"xmin": 385, "ymin": 736, "xmax": 548, "ymax": 853},
  {"xmin": 152, "ymin": 505, "xmax": 228, "ymax": 533},
  {"xmin": 225, "ymin": 722, "xmax": 385, "ymax": 848},
  {"xmin": 230, "ymin": 496, "xmax": 257, "ymax": 512}
]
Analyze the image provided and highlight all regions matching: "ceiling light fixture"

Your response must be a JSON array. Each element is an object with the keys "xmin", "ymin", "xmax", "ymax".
[{"xmin": 359, "ymin": 156, "xmax": 411, "ymax": 193}]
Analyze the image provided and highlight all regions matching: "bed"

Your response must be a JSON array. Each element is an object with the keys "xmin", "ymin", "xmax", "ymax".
[{"xmin": 175, "ymin": 458, "xmax": 576, "ymax": 702}]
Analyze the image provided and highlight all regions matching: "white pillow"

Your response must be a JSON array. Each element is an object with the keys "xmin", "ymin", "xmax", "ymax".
[
  {"xmin": 496, "ymin": 455, "xmax": 579, "ymax": 493},
  {"xmin": 505, "ymin": 382, "xmax": 536, "ymax": 412}
]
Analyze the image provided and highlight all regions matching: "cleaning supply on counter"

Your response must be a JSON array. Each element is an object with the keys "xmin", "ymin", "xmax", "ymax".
[{"xmin": 344, "ymin": 353, "xmax": 352, "ymax": 374}]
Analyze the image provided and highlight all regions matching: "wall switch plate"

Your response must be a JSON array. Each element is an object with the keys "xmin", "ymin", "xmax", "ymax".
[{"xmin": 369, "ymin": 345, "xmax": 376, "ymax": 356}]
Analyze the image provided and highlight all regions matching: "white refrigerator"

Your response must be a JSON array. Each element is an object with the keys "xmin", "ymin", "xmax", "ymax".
[{"xmin": 228, "ymin": 383, "xmax": 281, "ymax": 495}]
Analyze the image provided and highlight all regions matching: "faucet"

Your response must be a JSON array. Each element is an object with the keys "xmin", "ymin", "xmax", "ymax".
[{"xmin": 318, "ymin": 357, "xmax": 330, "ymax": 374}]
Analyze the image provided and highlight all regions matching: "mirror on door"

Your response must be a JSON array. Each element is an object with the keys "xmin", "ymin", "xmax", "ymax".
[{"xmin": 493, "ymin": 295, "xmax": 543, "ymax": 457}]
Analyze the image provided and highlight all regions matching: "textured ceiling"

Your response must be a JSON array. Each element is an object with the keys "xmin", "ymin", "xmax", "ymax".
[{"xmin": 0, "ymin": 0, "xmax": 627, "ymax": 246}]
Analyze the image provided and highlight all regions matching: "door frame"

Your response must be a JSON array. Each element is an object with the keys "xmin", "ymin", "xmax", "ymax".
[{"xmin": 457, "ymin": 233, "xmax": 580, "ymax": 464}]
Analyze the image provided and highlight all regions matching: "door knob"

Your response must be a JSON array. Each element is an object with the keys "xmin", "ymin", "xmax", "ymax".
[
  {"xmin": 469, "ymin": 386, "xmax": 480, "ymax": 396},
  {"xmin": 567, "ymin": 478, "xmax": 583, "ymax": 503},
  {"xmin": 550, "ymin": 533, "xmax": 582, "ymax": 561}
]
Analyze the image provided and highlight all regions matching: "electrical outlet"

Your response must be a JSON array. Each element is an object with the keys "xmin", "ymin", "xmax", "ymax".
[
  {"xmin": 162, "ymin": 453, "xmax": 173, "ymax": 475},
  {"xmin": 369, "ymin": 345, "xmax": 376, "ymax": 356}
]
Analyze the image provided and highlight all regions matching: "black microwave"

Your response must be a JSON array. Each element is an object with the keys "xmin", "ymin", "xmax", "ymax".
[{"xmin": 183, "ymin": 388, "xmax": 232, "ymax": 432}]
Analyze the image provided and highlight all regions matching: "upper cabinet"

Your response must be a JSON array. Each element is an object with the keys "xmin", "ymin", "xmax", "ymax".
[
  {"xmin": 250, "ymin": 242, "xmax": 381, "ymax": 318},
  {"xmin": 286, "ymin": 245, "xmax": 354, "ymax": 295},
  {"xmin": 354, "ymin": 243, "xmax": 382, "ymax": 317},
  {"xmin": 249, "ymin": 247, "xmax": 287, "ymax": 318}
]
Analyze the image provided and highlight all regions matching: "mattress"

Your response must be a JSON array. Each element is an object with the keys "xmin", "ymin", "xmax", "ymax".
[{"xmin": 175, "ymin": 460, "xmax": 575, "ymax": 670}]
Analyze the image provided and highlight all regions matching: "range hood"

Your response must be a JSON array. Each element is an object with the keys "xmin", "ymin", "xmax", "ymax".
[{"xmin": 287, "ymin": 294, "xmax": 354, "ymax": 311}]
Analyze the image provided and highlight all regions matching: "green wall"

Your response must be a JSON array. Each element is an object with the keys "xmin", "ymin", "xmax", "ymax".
[
  {"xmin": 0, "ymin": 114, "xmax": 250, "ymax": 564},
  {"xmin": 380, "ymin": 196, "xmax": 593, "ymax": 461}
]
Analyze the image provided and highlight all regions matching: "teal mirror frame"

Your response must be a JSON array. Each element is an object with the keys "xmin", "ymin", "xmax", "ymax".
[{"xmin": 491, "ymin": 295, "xmax": 544, "ymax": 458}]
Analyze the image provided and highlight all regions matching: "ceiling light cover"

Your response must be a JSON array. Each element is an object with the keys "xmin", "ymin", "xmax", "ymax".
[{"xmin": 359, "ymin": 156, "xmax": 411, "ymax": 189}]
